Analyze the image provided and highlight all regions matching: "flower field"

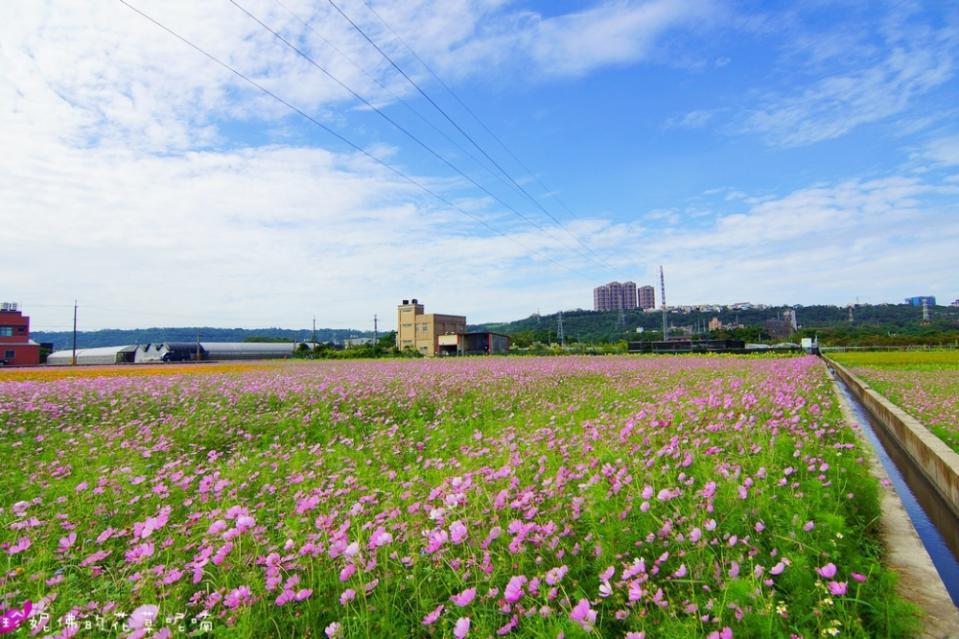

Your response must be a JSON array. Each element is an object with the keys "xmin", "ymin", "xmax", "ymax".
[
  {"xmin": 831, "ymin": 350, "xmax": 959, "ymax": 454},
  {"xmin": 1, "ymin": 356, "xmax": 916, "ymax": 638}
]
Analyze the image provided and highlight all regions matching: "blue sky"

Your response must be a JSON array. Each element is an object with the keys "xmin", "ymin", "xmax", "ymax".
[{"xmin": 2, "ymin": 0, "xmax": 958, "ymax": 331}]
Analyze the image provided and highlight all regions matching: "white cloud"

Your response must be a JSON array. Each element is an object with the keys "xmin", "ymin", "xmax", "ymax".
[
  {"xmin": 3, "ymin": 0, "xmax": 958, "ymax": 333},
  {"xmin": 922, "ymin": 135, "xmax": 959, "ymax": 166},
  {"xmin": 372, "ymin": 0, "xmax": 719, "ymax": 80},
  {"xmin": 740, "ymin": 6, "xmax": 957, "ymax": 147},
  {"xmin": 595, "ymin": 174, "xmax": 959, "ymax": 307},
  {"xmin": 665, "ymin": 109, "xmax": 713, "ymax": 129}
]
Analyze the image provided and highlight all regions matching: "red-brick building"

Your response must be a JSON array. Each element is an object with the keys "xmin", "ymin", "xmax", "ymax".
[{"xmin": 0, "ymin": 303, "xmax": 41, "ymax": 366}]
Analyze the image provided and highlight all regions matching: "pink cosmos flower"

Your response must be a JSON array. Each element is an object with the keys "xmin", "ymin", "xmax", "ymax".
[
  {"xmin": 294, "ymin": 588, "xmax": 313, "ymax": 601},
  {"xmin": 453, "ymin": 617, "xmax": 471, "ymax": 639},
  {"xmin": 224, "ymin": 585, "xmax": 253, "ymax": 609},
  {"xmin": 450, "ymin": 521, "xmax": 468, "ymax": 544},
  {"xmin": 626, "ymin": 633, "xmax": 646, "ymax": 639},
  {"xmin": 828, "ymin": 581, "xmax": 848, "ymax": 596},
  {"xmin": 851, "ymin": 572, "xmax": 867, "ymax": 583},
  {"xmin": 368, "ymin": 527, "xmax": 392, "ymax": 549},
  {"xmin": 58, "ymin": 532, "xmax": 77, "ymax": 552},
  {"xmin": 340, "ymin": 589, "xmax": 356, "ymax": 605},
  {"xmin": 451, "ymin": 587, "xmax": 476, "ymax": 607},
  {"xmin": 96, "ymin": 528, "xmax": 115, "ymax": 544},
  {"xmin": 545, "ymin": 565, "xmax": 568, "ymax": 586},
  {"xmin": 504, "ymin": 575, "xmax": 527, "ymax": 604},
  {"xmin": 324, "ymin": 622, "xmax": 342, "ymax": 638},
  {"xmin": 125, "ymin": 542, "xmax": 154, "ymax": 564},
  {"xmin": 496, "ymin": 616, "xmax": 518, "ymax": 635},
  {"xmin": 128, "ymin": 604, "xmax": 158, "ymax": 630},
  {"xmin": 570, "ymin": 599, "xmax": 596, "ymax": 631},
  {"xmin": 770, "ymin": 561, "xmax": 785, "ymax": 576},
  {"xmin": 422, "ymin": 604, "xmax": 444, "ymax": 626},
  {"xmin": 816, "ymin": 563, "xmax": 837, "ymax": 579},
  {"xmin": 7, "ymin": 537, "xmax": 31, "ymax": 555},
  {"xmin": 707, "ymin": 628, "xmax": 733, "ymax": 639}
]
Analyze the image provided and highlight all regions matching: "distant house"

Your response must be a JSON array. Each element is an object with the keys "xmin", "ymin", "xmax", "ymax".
[
  {"xmin": 343, "ymin": 337, "xmax": 374, "ymax": 348},
  {"xmin": 0, "ymin": 303, "xmax": 40, "ymax": 366},
  {"xmin": 396, "ymin": 299, "xmax": 467, "ymax": 357},
  {"xmin": 437, "ymin": 332, "xmax": 510, "ymax": 356}
]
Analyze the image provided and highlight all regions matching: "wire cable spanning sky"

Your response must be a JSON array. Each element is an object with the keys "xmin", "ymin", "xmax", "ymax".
[
  {"xmin": 227, "ymin": 0, "xmax": 605, "ymax": 269},
  {"xmin": 2, "ymin": 0, "xmax": 957, "ymax": 331}
]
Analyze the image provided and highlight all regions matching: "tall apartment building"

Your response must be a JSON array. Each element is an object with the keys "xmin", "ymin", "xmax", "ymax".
[
  {"xmin": 593, "ymin": 281, "xmax": 639, "ymax": 311},
  {"xmin": 638, "ymin": 285, "xmax": 655, "ymax": 310},
  {"xmin": 0, "ymin": 303, "xmax": 40, "ymax": 366},
  {"xmin": 395, "ymin": 299, "xmax": 467, "ymax": 357}
]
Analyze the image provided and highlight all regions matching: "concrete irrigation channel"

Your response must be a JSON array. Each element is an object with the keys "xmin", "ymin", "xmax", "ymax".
[{"xmin": 825, "ymin": 356, "xmax": 959, "ymax": 637}]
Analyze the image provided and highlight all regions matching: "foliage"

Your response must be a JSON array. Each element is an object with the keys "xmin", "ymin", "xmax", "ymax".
[
  {"xmin": 832, "ymin": 350, "xmax": 959, "ymax": 453},
  {"xmin": 474, "ymin": 304, "xmax": 959, "ymax": 346},
  {"xmin": 0, "ymin": 357, "xmax": 918, "ymax": 638}
]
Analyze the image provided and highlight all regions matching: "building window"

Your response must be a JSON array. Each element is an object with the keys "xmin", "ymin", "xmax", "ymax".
[
  {"xmin": 402, "ymin": 323, "xmax": 412, "ymax": 328},
  {"xmin": 0, "ymin": 327, "xmax": 12, "ymax": 336},
  {"xmin": 17, "ymin": 327, "xmax": 24, "ymax": 332},
  {"xmin": 402, "ymin": 339, "xmax": 412, "ymax": 345},
  {"xmin": 4, "ymin": 350, "xmax": 14, "ymax": 359}
]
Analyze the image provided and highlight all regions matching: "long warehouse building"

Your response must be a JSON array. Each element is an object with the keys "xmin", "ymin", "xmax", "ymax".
[{"xmin": 45, "ymin": 342, "xmax": 301, "ymax": 366}]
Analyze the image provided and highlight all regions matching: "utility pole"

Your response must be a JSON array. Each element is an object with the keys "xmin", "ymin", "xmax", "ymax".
[
  {"xmin": 659, "ymin": 266, "xmax": 667, "ymax": 340},
  {"xmin": 557, "ymin": 310, "xmax": 565, "ymax": 347},
  {"xmin": 72, "ymin": 299, "xmax": 78, "ymax": 366},
  {"xmin": 373, "ymin": 314, "xmax": 379, "ymax": 354},
  {"xmin": 312, "ymin": 316, "xmax": 317, "ymax": 345}
]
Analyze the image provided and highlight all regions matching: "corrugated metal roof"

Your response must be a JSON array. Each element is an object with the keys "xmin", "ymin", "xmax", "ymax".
[
  {"xmin": 200, "ymin": 342, "xmax": 298, "ymax": 353},
  {"xmin": 46, "ymin": 345, "xmax": 133, "ymax": 365}
]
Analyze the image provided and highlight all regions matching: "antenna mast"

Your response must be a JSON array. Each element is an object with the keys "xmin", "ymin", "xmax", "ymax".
[
  {"xmin": 557, "ymin": 310, "xmax": 565, "ymax": 347},
  {"xmin": 659, "ymin": 266, "xmax": 667, "ymax": 339}
]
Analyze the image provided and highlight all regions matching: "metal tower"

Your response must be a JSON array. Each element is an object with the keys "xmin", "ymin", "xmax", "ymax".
[
  {"xmin": 922, "ymin": 298, "xmax": 930, "ymax": 323},
  {"xmin": 557, "ymin": 310, "xmax": 565, "ymax": 346},
  {"xmin": 659, "ymin": 266, "xmax": 667, "ymax": 338}
]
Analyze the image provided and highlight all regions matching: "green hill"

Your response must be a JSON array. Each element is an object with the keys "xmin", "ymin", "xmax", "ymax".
[{"xmin": 471, "ymin": 304, "xmax": 959, "ymax": 346}]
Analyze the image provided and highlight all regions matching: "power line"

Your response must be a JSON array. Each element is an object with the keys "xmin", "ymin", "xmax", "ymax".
[
  {"xmin": 117, "ymin": 0, "xmax": 571, "ymax": 273},
  {"xmin": 329, "ymin": 0, "xmax": 610, "ymax": 267},
  {"xmin": 361, "ymin": 0, "xmax": 589, "ymax": 230},
  {"xmin": 228, "ymin": 0, "xmax": 603, "ymax": 267},
  {"xmin": 270, "ymin": 0, "xmax": 506, "ymax": 189}
]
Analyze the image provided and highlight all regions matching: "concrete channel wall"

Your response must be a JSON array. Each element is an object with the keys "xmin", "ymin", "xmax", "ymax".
[{"xmin": 825, "ymin": 357, "xmax": 959, "ymax": 520}]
